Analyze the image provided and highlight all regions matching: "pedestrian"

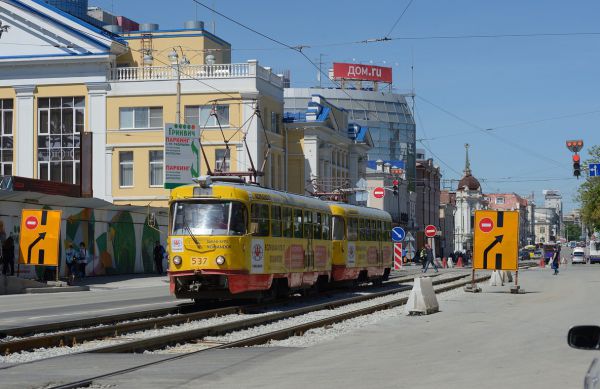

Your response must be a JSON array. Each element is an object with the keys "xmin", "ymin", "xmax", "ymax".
[
  {"xmin": 65, "ymin": 243, "xmax": 77, "ymax": 282},
  {"xmin": 2, "ymin": 235, "xmax": 14, "ymax": 276},
  {"xmin": 423, "ymin": 243, "xmax": 439, "ymax": 273},
  {"xmin": 153, "ymin": 241, "xmax": 165, "ymax": 274},
  {"xmin": 551, "ymin": 246, "xmax": 561, "ymax": 275},
  {"xmin": 78, "ymin": 242, "xmax": 87, "ymax": 278},
  {"xmin": 419, "ymin": 246, "xmax": 427, "ymax": 269}
]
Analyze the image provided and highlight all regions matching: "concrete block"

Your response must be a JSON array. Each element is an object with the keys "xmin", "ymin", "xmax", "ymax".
[
  {"xmin": 405, "ymin": 277, "xmax": 439, "ymax": 315},
  {"xmin": 502, "ymin": 271, "xmax": 513, "ymax": 283},
  {"xmin": 489, "ymin": 271, "xmax": 504, "ymax": 286},
  {"xmin": 0, "ymin": 275, "xmax": 48, "ymax": 295},
  {"xmin": 448, "ymin": 258, "xmax": 454, "ymax": 268}
]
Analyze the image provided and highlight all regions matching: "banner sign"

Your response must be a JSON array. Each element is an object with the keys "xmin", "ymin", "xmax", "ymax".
[
  {"xmin": 333, "ymin": 62, "xmax": 393, "ymax": 83},
  {"xmin": 164, "ymin": 123, "xmax": 201, "ymax": 189}
]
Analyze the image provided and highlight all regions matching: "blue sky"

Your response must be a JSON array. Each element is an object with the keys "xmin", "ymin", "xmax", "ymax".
[{"xmin": 93, "ymin": 0, "xmax": 600, "ymax": 211}]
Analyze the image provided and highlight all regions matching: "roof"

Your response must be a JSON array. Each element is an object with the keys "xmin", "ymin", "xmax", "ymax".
[{"xmin": 457, "ymin": 173, "xmax": 480, "ymax": 191}]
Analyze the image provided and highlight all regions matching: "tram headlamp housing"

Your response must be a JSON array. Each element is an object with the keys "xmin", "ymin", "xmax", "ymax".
[
  {"xmin": 173, "ymin": 256, "xmax": 183, "ymax": 266},
  {"xmin": 216, "ymin": 255, "xmax": 226, "ymax": 265}
]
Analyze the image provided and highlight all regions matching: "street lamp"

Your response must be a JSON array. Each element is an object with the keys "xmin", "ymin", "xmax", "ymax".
[{"xmin": 168, "ymin": 47, "xmax": 189, "ymax": 124}]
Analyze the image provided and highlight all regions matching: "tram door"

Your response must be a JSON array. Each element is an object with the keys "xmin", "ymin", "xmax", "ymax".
[
  {"xmin": 378, "ymin": 220, "xmax": 385, "ymax": 266},
  {"xmin": 304, "ymin": 210, "xmax": 314, "ymax": 271}
]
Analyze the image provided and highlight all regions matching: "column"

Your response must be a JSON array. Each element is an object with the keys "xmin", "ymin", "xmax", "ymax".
[
  {"xmin": 105, "ymin": 147, "xmax": 113, "ymax": 203},
  {"xmin": 87, "ymin": 82, "xmax": 110, "ymax": 201},
  {"xmin": 14, "ymin": 85, "xmax": 36, "ymax": 178}
]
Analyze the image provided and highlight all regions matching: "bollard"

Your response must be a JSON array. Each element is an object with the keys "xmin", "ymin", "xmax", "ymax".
[
  {"xmin": 539, "ymin": 259, "xmax": 545, "ymax": 268},
  {"xmin": 456, "ymin": 257, "xmax": 464, "ymax": 268},
  {"xmin": 442, "ymin": 257, "xmax": 447, "ymax": 268},
  {"xmin": 448, "ymin": 257, "xmax": 454, "ymax": 268}
]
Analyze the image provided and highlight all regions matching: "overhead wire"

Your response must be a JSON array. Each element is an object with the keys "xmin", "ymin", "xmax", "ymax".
[{"xmin": 385, "ymin": 0, "xmax": 415, "ymax": 38}]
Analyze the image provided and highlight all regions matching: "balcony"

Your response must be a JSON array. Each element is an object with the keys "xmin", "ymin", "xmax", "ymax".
[{"xmin": 109, "ymin": 61, "xmax": 283, "ymax": 88}]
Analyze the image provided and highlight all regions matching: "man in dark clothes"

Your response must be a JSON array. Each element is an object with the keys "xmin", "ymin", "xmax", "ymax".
[
  {"xmin": 153, "ymin": 241, "xmax": 165, "ymax": 274},
  {"xmin": 2, "ymin": 234, "xmax": 15, "ymax": 276}
]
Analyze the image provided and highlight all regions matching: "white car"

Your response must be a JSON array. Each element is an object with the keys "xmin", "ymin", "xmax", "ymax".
[{"xmin": 571, "ymin": 248, "xmax": 587, "ymax": 264}]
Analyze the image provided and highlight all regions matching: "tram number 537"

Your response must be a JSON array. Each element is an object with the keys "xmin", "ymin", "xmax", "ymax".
[{"xmin": 191, "ymin": 257, "xmax": 208, "ymax": 266}]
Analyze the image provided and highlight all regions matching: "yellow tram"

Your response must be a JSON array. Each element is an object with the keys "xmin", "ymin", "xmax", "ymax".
[{"xmin": 167, "ymin": 178, "xmax": 392, "ymax": 300}]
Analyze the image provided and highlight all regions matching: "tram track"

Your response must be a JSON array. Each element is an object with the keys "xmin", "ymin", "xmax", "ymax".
[
  {"xmin": 45, "ymin": 271, "xmax": 488, "ymax": 389},
  {"xmin": 0, "ymin": 269, "xmax": 455, "ymax": 359}
]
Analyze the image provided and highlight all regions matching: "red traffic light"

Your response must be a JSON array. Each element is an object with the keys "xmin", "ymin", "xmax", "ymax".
[
  {"xmin": 392, "ymin": 179, "xmax": 399, "ymax": 186},
  {"xmin": 572, "ymin": 154, "xmax": 580, "ymax": 163}
]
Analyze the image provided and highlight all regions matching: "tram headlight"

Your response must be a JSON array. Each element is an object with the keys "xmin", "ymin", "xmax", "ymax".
[
  {"xmin": 216, "ymin": 255, "xmax": 226, "ymax": 265},
  {"xmin": 173, "ymin": 256, "xmax": 183, "ymax": 266}
]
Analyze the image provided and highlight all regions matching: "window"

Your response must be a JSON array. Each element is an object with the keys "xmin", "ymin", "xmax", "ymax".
[
  {"xmin": 149, "ymin": 150, "xmax": 163, "ymax": 187},
  {"xmin": 119, "ymin": 107, "xmax": 163, "ymax": 129},
  {"xmin": 38, "ymin": 97, "xmax": 83, "ymax": 184},
  {"xmin": 171, "ymin": 201, "xmax": 246, "ymax": 236},
  {"xmin": 215, "ymin": 148, "xmax": 230, "ymax": 172},
  {"xmin": 540, "ymin": 227, "xmax": 545, "ymax": 233},
  {"xmin": 270, "ymin": 112, "xmax": 280, "ymax": 134},
  {"xmin": 303, "ymin": 211, "xmax": 313, "ymax": 238},
  {"xmin": 119, "ymin": 151, "xmax": 134, "ymax": 187},
  {"xmin": 294, "ymin": 209, "xmax": 303, "ymax": 238},
  {"xmin": 0, "ymin": 99, "xmax": 13, "ymax": 176},
  {"xmin": 322, "ymin": 214, "xmax": 331, "ymax": 240},
  {"xmin": 251, "ymin": 203, "xmax": 270, "ymax": 236},
  {"xmin": 332, "ymin": 216, "xmax": 345, "ymax": 241},
  {"xmin": 314, "ymin": 212, "xmax": 322, "ymax": 239},
  {"xmin": 185, "ymin": 105, "xmax": 229, "ymax": 127},
  {"xmin": 283, "ymin": 207, "xmax": 293, "ymax": 238},
  {"xmin": 496, "ymin": 197, "xmax": 505, "ymax": 205},
  {"xmin": 271, "ymin": 206, "xmax": 282, "ymax": 237},
  {"xmin": 348, "ymin": 218, "xmax": 358, "ymax": 241}
]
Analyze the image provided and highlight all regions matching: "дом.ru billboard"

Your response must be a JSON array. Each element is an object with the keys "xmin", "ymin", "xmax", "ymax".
[{"xmin": 333, "ymin": 63, "xmax": 393, "ymax": 83}]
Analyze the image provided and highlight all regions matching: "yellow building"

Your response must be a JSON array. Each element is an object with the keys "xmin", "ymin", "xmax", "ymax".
[{"xmin": 0, "ymin": 1, "xmax": 285, "ymax": 208}]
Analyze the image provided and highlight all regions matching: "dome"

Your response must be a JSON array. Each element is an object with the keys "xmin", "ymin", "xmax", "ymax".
[{"xmin": 457, "ymin": 173, "xmax": 480, "ymax": 191}]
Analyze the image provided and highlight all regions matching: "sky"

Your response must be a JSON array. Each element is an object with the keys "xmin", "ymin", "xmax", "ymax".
[{"xmin": 93, "ymin": 0, "xmax": 600, "ymax": 212}]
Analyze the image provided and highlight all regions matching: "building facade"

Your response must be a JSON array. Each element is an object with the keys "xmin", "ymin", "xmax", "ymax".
[
  {"xmin": 283, "ymin": 94, "xmax": 371, "ymax": 198},
  {"xmin": 439, "ymin": 190, "xmax": 456, "ymax": 257},
  {"xmin": 415, "ymin": 158, "xmax": 441, "ymax": 250}
]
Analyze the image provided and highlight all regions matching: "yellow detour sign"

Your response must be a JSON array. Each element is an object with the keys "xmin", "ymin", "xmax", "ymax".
[
  {"xmin": 19, "ymin": 209, "xmax": 62, "ymax": 266},
  {"xmin": 473, "ymin": 210, "xmax": 519, "ymax": 271}
]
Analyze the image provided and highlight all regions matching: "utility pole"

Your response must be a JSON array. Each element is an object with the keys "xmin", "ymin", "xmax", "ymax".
[{"xmin": 168, "ymin": 47, "xmax": 189, "ymax": 124}]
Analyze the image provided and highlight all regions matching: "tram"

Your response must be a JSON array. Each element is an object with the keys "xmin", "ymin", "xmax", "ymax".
[{"xmin": 167, "ymin": 177, "xmax": 393, "ymax": 301}]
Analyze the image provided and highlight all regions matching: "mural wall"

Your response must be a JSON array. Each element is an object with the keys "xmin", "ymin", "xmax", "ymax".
[{"xmin": 0, "ymin": 202, "xmax": 167, "ymax": 279}]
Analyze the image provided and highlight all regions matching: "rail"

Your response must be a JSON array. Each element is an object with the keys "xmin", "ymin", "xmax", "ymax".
[{"xmin": 109, "ymin": 62, "xmax": 284, "ymax": 87}]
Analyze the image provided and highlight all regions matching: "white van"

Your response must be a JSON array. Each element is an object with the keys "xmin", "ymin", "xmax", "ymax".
[
  {"xmin": 589, "ymin": 241, "xmax": 600, "ymax": 264},
  {"xmin": 571, "ymin": 247, "xmax": 587, "ymax": 264}
]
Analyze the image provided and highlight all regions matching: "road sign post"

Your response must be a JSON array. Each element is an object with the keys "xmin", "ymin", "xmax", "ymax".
[
  {"xmin": 19, "ymin": 209, "xmax": 62, "ymax": 281},
  {"xmin": 473, "ymin": 210, "xmax": 521, "ymax": 293},
  {"xmin": 392, "ymin": 226, "xmax": 406, "ymax": 242}
]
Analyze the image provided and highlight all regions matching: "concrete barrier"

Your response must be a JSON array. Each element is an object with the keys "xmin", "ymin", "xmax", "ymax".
[
  {"xmin": 489, "ymin": 270, "xmax": 504, "ymax": 286},
  {"xmin": 405, "ymin": 277, "xmax": 439, "ymax": 315},
  {"xmin": 448, "ymin": 258, "xmax": 454, "ymax": 268},
  {"xmin": 502, "ymin": 271, "xmax": 513, "ymax": 283},
  {"xmin": 0, "ymin": 276, "xmax": 48, "ymax": 295}
]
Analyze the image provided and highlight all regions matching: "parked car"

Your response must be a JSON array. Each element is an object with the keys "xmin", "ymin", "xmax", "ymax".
[
  {"xmin": 532, "ymin": 249, "xmax": 543, "ymax": 259},
  {"xmin": 572, "ymin": 247, "xmax": 587, "ymax": 264}
]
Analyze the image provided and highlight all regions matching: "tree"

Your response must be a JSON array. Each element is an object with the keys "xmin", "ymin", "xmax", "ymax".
[
  {"xmin": 576, "ymin": 145, "xmax": 600, "ymax": 232},
  {"xmin": 564, "ymin": 221, "xmax": 582, "ymax": 241}
]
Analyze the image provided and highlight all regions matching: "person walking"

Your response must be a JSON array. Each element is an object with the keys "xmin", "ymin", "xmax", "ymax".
[
  {"xmin": 78, "ymin": 242, "xmax": 87, "ymax": 278},
  {"xmin": 551, "ymin": 246, "xmax": 561, "ymax": 275},
  {"xmin": 65, "ymin": 243, "xmax": 77, "ymax": 282},
  {"xmin": 419, "ymin": 246, "xmax": 427, "ymax": 270},
  {"xmin": 2, "ymin": 234, "xmax": 14, "ymax": 276},
  {"xmin": 153, "ymin": 241, "xmax": 165, "ymax": 275},
  {"xmin": 423, "ymin": 243, "xmax": 439, "ymax": 273}
]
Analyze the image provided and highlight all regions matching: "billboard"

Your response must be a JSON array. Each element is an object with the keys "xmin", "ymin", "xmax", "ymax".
[
  {"xmin": 164, "ymin": 123, "xmax": 200, "ymax": 189},
  {"xmin": 333, "ymin": 63, "xmax": 393, "ymax": 83}
]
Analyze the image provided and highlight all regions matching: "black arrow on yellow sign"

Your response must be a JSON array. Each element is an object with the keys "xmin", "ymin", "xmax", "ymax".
[
  {"xmin": 483, "ymin": 235, "xmax": 503, "ymax": 269},
  {"xmin": 27, "ymin": 232, "xmax": 46, "ymax": 264}
]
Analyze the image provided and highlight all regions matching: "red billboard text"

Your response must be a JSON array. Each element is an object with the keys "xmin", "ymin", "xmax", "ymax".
[{"xmin": 333, "ymin": 63, "xmax": 393, "ymax": 83}]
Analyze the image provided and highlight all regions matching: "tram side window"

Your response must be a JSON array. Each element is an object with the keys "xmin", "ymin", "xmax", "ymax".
[
  {"xmin": 304, "ymin": 210, "xmax": 312, "ymax": 238},
  {"xmin": 271, "ymin": 205, "xmax": 282, "ymax": 237},
  {"xmin": 294, "ymin": 209, "xmax": 303, "ymax": 238},
  {"xmin": 332, "ymin": 216, "xmax": 345, "ymax": 240},
  {"xmin": 378, "ymin": 220, "xmax": 385, "ymax": 241},
  {"xmin": 348, "ymin": 218, "xmax": 358, "ymax": 241},
  {"xmin": 322, "ymin": 214, "xmax": 331, "ymax": 240},
  {"xmin": 251, "ymin": 203, "xmax": 270, "ymax": 236},
  {"xmin": 371, "ymin": 220, "xmax": 377, "ymax": 241},
  {"xmin": 358, "ymin": 219, "xmax": 366, "ymax": 241},
  {"xmin": 283, "ymin": 207, "xmax": 293, "ymax": 238},
  {"xmin": 314, "ymin": 212, "xmax": 322, "ymax": 239}
]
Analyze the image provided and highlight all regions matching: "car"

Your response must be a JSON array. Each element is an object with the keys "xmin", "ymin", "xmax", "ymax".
[
  {"xmin": 572, "ymin": 247, "xmax": 587, "ymax": 264},
  {"xmin": 532, "ymin": 249, "xmax": 542, "ymax": 259}
]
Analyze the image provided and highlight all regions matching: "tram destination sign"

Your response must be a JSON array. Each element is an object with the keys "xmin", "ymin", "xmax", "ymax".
[{"xmin": 164, "ymin": 123, "xmax": 201, "ymax": 189}]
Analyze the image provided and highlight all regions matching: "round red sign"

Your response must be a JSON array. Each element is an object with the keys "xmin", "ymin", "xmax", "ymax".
[
  {"xmin": 424, "ymin": 225, "xmax": 437, "ymax": 238},
  {"xmin": 25, "ymin": 216, "xmax": 38, "ymax": 230},
  {"xmin": 373, "ymin": 187, "xmax": 385, "ymax": 199},
  {"xmin": 479, "ymin": 217, "xmax": 494, "ymax": 233}
]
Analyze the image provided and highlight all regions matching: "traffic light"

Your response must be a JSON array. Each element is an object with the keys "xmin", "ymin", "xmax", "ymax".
[
  {"xmin": 573, "ymin": 154, "xmax": 581, "ymax": 178},
  {"xmin": 392, "ymin": 179, "xmax": 399, "ymax": 196}
]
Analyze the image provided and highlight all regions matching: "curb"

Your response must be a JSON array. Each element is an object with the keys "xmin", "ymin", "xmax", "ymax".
[{"xmin": 24, "ymin": 286, "xmax": 90, "ymax": 294}]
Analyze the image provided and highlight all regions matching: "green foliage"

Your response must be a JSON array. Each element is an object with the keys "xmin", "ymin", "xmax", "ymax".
[
  {"xmin": 577, "ymin": 145, "xmax": 600, "ymax": 231},
  {"xmin": 564, "ymin": 222, "xmax": 582, "ymax": 241}
]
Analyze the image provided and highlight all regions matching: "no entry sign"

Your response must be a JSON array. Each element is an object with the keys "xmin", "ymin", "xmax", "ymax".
[
  {"xmin": 425, "ymin": 225, "xmax": 437, "ymax": 238},
  {"xmin": 373, "ymin": 187, "xmax": 385, "ymax": 199},
  {"xmin": 479, "ymin": 217, "xmax": 494, "ymax": 233}
]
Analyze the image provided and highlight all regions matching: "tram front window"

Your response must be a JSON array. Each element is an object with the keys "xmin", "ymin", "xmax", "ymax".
[{"xmin": 171, "ymin": 201, "xmax": 247, "ymax": 236}]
